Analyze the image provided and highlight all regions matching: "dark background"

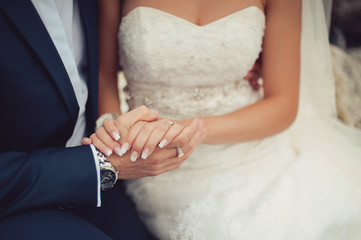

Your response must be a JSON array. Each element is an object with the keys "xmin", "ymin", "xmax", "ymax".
[{"xmin": 330, "ymin": 0, "xmax": 361, "ymax": 49}]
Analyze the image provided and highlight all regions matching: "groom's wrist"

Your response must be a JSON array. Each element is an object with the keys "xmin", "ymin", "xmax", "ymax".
[{"xmin": 96, "ymin": 148, "xmax": 119, "ymax": 190}]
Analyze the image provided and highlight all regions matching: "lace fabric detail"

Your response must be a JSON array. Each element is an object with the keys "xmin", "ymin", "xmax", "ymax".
[
  {"xmin": 119, "ymin": 7, "xmax": 265, "ymax": 83},
  {"xmin": 125, "ymin": 79, "xmax": 262, "ymax": 119},
  {"xmin": 169, "ymin": 197, "xmax": 215, "ymax": 240}
]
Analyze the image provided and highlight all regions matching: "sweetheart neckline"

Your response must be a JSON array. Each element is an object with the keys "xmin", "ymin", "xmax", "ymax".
[{"xmin": 121, "ymin": 6, "xmax": 265, "ymax": 28}]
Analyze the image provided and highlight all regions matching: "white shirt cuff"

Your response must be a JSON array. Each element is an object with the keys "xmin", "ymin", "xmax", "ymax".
[{"xmin": 90, "ymin": 144, "xmax": 101, "ymax": 207}]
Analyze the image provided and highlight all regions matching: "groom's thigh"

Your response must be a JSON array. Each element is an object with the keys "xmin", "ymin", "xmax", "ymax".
[
  {"xmin": 0, "ymin": 209, "xmax": 111, "ymax": 240},
  {"xmin": 83, "ymin": 182, "xmax": 154, "ymax": 240}
]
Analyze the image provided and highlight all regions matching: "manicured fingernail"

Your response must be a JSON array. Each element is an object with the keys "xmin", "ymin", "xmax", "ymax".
[
  {"xmin": 151, "ymin": 109, "xmax": 158, "ymax": 116},
  {"xmin": 158, "ymin": 139, "xmax": 167, "ymax": 148},
  {"xmin": 111, "ymin": 131, "xmax": 120, "ymax": 141},
  {"xmin": 201, "ymin": 134, "xmax": 206, "ymax": 141},
  {"xmin": 104, "ymin": 148, "xmax": 113, "ymax": 157},
  {"xmin": 141, "ymin": 148, "xmax": 150, "ymax": 160},
  {"xmin": 84, "ymin": 138, "xmax": 89, "ymax": 143},
  {"xmin": 114, "ymin": 146, "xmax": 123, "ymax": 157},
  {"xmin": 130, "ymin": 151, "xmax": 138, "ymax": 162},
  {"xmin": 120, "ymin": 142, "xmax": 129, "ymax": 154}
]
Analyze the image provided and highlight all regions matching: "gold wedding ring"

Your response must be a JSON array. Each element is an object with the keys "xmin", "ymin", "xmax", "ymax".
[
  {"xmin": 176, "ymin": 146, "xmax": 184, "ymax": 158},
  {"xmin": 166, "ymin": 121, "xmax": 174, "ymax": 128}
]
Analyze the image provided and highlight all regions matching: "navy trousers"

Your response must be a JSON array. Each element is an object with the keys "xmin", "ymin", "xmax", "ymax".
[
  {"xmin": 0, "ymin": 183, "xmax": 154, "ymax": 240},
  {"xmin": 0, "ymin": 210, "xmax": 111, "ymax": 240}
]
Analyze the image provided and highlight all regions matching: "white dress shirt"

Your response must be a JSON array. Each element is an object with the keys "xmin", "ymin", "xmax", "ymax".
[{"xmin": 31, "ymin": 0, "xmax": 101, "ymax": 206}]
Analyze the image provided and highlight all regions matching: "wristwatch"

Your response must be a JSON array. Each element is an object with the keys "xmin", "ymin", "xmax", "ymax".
[{"xmin": 96, "ymin": 150, "xmax": 118, "ymax": 190}]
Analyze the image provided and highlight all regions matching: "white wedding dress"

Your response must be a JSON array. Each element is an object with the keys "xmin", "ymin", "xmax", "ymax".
[{"xmin": 118, "ymin": 5, "xmax": 361, "ymax": 240}]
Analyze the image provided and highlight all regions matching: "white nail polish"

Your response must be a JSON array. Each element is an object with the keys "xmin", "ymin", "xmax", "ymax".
[
  {"xmin": 158, "ymin": 139, "xmax": 167, "ymax": 148},
  {"xmin": 141, "ymin": 148, "xmax": 150, "ymax": 160},
  {"xmin": 130, "ymin": 151, "xmax": 138, "ymax": 162},
  {"xmin": 84, "ymin": 138, "xmax": 89, "ymax": 143},
  {"xmin": 114, "ymin": 146, "xmax": 123, "ymax": 156},
  {"xmin": 120, "ymin": 143, "xmax": 129, "ymax": 154},
  {"xmin": 104, "ymin": 148, "xmax": 113, "ymax": 157},
  {"xmin": 111, "ymin": 131, "xmax": 121, "ymax": 141}
]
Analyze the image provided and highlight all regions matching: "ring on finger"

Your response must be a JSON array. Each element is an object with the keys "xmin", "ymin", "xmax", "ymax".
[
  {"xmin": 165, "ymin": 121, "xmax": 174, "ymax": 128},
  {"xmin": 176, "ymin": 146, "xmax": 184, "ymax": 158}
]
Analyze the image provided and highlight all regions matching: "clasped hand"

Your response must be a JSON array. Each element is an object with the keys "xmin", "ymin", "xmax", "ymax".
[{"xmin": 83, "ymin": 106, "xmax": 205, "ymax": 179}]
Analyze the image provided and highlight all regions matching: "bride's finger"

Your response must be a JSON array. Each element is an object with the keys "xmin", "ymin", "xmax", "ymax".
[
  {"xmin": 158, "ymin": 122, "xmax": 184, "ymax": 149},
  {"xmin": 142, "ymin": 124, "xmax": 202, "ymax": 176},
  {"xmin": 95, "ymin": 127, "xmax": 122, "ymax": 156},
  {"xmin": 90, "ymin": 133, "xmax": 113, "ymax": 157},
  {"xmin": 120, "ymin": 121, "xmax": 146, "ymax": 157},
  {"xmin": 102, "ymin": 118, "xmax": 121, "ymax": 141},
  {"xmin": 170, "ymin": 122, "xmax": 203, "ymax": 159},
  {"xmin": 166, "ymin": 119, "xmax": 200, "ymax": 149},
  {"xmin": 181, "ymin": 121, "xmax": 204, "ymax": 158},
  {"xmin": 114, "ymin": 106, "xmax": 158, "ymax": 133},
  {"xmin": 152, "ymin": 126, "xmax": 203, "ymax": 176},
  {"xmin": 139, "ymin": 121, "xmax": 183, "ymax": 160},
  {"xmin": 131, "ymin": 121, "xmax": 163, "ymax": 161}
]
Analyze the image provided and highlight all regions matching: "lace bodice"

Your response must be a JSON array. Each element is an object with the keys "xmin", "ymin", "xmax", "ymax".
[{"xmin": 119, "ymin": 6, "xmax": 265, "ymax": 119}]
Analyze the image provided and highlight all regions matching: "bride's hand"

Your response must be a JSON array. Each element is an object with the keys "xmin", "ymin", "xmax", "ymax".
[
  {"xmin": 82, "ymin": 105, "xmax": 158, "ymax": 156},
  {"xmin": 121, "ymin": 118, "xmax": 185, "ymax": 161},
  {"xmin": 85, "ymin": 118, "xmax": 185, "ymax": 162}
]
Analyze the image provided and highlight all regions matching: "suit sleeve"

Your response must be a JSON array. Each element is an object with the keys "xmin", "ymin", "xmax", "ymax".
[{"xmin": 0, "ymin": 145, "xmax": 98, "ymax": 219}]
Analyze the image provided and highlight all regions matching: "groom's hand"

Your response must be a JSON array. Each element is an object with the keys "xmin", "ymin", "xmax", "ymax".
[
  {"xmin": 245, "ymin": 56, "xmax": 262, "ymax": 91},
  {"xmin": 108, "ymin": 119, "xmax": 204, "ymax": 179}
]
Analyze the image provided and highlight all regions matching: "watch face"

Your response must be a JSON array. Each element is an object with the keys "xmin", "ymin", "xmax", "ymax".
[{"xmin": 101, "ymin": 169, "xmax": 117, "ymax": 190}]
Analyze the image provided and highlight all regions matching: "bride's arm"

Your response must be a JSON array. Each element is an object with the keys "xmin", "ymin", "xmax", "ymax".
[
  {"xmin": 186, "ymin": 0, "xmax": 302, "ymax": 145},
  {"xmin": 97, "ymin": 0, "xmax": 122, "ymax": 115}
]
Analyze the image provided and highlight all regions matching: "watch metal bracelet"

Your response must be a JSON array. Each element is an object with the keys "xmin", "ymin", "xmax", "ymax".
[{"xmin": 96, "ymin": 149, "xmax": 108, "ymax": 164}]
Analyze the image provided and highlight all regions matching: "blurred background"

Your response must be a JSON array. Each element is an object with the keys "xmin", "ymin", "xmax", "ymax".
[
  {"xmin": 326, "ymin": 0, "xmax": 361, "ymax": 128},
  {"xmin": 329, "ymin": 0, "xmax": 361, "ymax": 58}
]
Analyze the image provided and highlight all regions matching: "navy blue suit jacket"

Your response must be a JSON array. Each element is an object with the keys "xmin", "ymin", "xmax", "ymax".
[
  {"xmin": 0, "ymin": 0, "xmax": 99, "ymax": 217},
  {"xmin": 0, "ymin": 0, "xmax": 152, "ymax": 239}
]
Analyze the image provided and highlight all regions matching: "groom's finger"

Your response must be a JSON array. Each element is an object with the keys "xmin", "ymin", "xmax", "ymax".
[{"xmin": 148, "ymin": 144, "xmax": 195, "ymax": 176}]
